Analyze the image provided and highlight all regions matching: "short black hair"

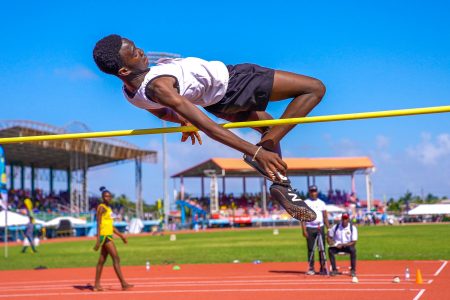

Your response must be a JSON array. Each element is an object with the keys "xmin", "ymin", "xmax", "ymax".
[{"xmin": 93, "ymin": 34, "xmax": 124, "ymax": 75}]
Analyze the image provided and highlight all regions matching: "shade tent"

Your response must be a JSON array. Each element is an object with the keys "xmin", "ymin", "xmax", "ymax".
[
  {"xmin": 0, "ymin": 211, "xmax": 44, "ymax": 227},
  {"xmin": 408, "ymin": 204, "xmax": 450, "ymax": 215},
  {"xmin": 172, "ymin": 157, "xmax": 375, "ymax": 178},
  {"xmin": 44, "ymin": 216, "xmax": 87, "ymax": 227},
  {"xmin": 172, "ymin": 157, "xmax": 375, "ymax": 213},
  {"xmin": 325, "ymin": 204, "xmax": 346, "ymax": 213}
]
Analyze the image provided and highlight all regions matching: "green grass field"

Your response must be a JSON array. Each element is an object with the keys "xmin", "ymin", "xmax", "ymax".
[{"xmin": 1, "ymin": 224, "xmax": 449, "ymax": 270}]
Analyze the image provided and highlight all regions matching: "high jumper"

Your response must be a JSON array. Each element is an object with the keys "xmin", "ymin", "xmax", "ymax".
[{"xmin": 93, "ymin": 34, "xmax": 326, "ymax": 222}]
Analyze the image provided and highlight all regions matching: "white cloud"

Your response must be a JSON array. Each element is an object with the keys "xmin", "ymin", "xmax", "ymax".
[
  {"xmin": 53, "ymin": 65, "xmax": 98, "ymax": 80},
  {"xmin": 373, "ymin": 134, "xmax": 391, "ymax": 161},
  {"xmin": 376, "ymin": 135, "xmax": 390, "ymax": 149},
  {"xmin": 327, "ymin": 137, "xmax": 364, "ymax": 157},
  {"xmin": 150, "ymin": 129, "xmax": 261, "ymax": 174},
  {"xmin": 407, "ymin": 132, "xmax": 450, "ymax": 165},
  {"xmin": 314, "ymin": 133, "xmax": 450, "ymax": 198}
]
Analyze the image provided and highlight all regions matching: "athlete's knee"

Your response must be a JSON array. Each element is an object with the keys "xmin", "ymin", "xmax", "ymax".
[
  {"xmin": 311, "ymin": 79, "xmax": 326, "ymax": 100},
  {"xmin": 98, "ymin": 258, "xmax": 106, "ymax": 265},
  {"xmin": 113, "ymin": 256, "xmax": 121, "ymax": 264}
]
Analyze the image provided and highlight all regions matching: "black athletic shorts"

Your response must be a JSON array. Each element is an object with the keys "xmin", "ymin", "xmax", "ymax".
[{"xmin": 204, "ymin": 63, "xmax": 275, "ymax": 122}]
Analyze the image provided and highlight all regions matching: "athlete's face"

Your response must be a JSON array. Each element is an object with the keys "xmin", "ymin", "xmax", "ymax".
[
  {"xmin": 309, "ymin": 190, "xmax": 318, "ymax": 200},
  {"xmin": 102, "ymin": 192, "xmax": 112, "ymax": 204},
  {"xmin": 342, "ymin": 218, "xmax": 349, "ymax": 227},
  {"xmin": 118, "ymin": 38, "xmax": 149, "ymax": 75}
]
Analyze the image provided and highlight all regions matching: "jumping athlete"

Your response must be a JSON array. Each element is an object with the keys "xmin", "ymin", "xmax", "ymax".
[
  {"xmin": 93, "ymin": 35, "xmax": 326, "ymax": 222},
  {"xmin": 93, "ymin": 186, "xmax": 133, "ymax": 291}
]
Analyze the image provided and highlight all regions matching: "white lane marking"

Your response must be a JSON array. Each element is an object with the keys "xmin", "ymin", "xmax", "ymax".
[
  {"xmin": 0, "ymin": 288, "xmax": 420, "ymax": 298},
  {"xmin": 434, "ymin": 260, "xmax": 448, "ymax": 276},
  {"xmin": 413, "ymin": 289, "xmax": 426, "ymax": 300},
  {"xmin": 0, "ymin": 274, "xmax": 413, "ymax": 286},
  {"xmin": 0, "ymin": 280, "xmax": 419, "ymax": 292}
]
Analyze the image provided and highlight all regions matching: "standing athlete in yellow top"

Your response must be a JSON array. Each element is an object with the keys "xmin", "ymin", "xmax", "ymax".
[{"xmin": 93, "ymin": 187, "xmax": 133, "ymax": 291}]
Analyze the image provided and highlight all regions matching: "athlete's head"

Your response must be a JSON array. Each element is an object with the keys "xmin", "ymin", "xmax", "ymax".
[
  {"xmin": 341, "ymin": 212, "xmax": 350, "ymax": 227},
  {"xmin": 99, "ymin": 186, "xmax": 112, "ymax": 204},
  {"xmin": 93, "ymin": 34, "xmax": 149, "ymax": 77},
  {"xmin": 308, "ymin": 185, "xmax": 318, "ymax": 200}
]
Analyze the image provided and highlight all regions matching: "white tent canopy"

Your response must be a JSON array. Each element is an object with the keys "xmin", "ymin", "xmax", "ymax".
[
  {"xmin": 44, "ymin": 216, "xmax": 87, "ymax": 227},
  {"xmin": 408, "ymin": 204, "xmax": 450, "ymax": 215},
  {"xmin": 0, "ymin": 211, "xmax": 45, "ymax": 227},
  {"xmin": 326, "ymin": 204, "xmax": 346, "ymax": 213}
]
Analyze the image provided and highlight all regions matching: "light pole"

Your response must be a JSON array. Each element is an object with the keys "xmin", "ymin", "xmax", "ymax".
[{"xmin": 147, "ymin": 52, "xmax": 181, "ymax": 229}]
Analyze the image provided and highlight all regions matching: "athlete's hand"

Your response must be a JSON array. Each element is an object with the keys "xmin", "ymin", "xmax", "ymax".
[
  {"xmin": 302, "ymin": 230, "xmax": 309, "ymax": 238},
  {"xmin": 255, "ymin": 149, "xmax": 287, "ymax": 181},
  {"xmin": 180, "ymin": 121, "xmax": 202, "ymax": 145},
  {"xmin": 93, "ymin": 241, "xmax": 100, "ymax": 251},
  {"xmin": 121, "ymin": 236, "xmax": 128, "ymax": 244}
]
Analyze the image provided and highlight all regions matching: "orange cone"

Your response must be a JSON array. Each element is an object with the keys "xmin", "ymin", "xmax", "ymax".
[{"xmin": 415, "ymin": 269, "xmax": 423, "ymax": 284}]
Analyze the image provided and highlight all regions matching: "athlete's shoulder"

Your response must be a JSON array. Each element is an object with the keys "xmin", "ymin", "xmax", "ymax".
[{"xmin": 97, "ymin": 203, "xmax": 107, "ymax": 211}]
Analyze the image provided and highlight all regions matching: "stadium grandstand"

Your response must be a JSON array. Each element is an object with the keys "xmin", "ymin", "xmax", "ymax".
[
  {"xmin": 172, "ymin": 157, "xmax": 376, "ymax": 227},
  {"xmin": 0, "ymin": 120, "xmax": 157, "ymax": 219}
]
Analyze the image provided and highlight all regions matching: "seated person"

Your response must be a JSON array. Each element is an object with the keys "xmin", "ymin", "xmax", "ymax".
[{"xmin": 327, "ymin": 213, "xmax": 358, "ymax": 276}]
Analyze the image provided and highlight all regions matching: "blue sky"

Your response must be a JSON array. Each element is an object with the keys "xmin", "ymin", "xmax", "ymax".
[{"xmin": 1, "ymin": 0, "xmax": 449, "ymax": 204}]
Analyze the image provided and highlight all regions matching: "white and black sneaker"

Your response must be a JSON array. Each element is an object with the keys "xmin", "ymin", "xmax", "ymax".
[{"xmin": 269, "ymin": 183, "xmax": 317, "ymax": 222}]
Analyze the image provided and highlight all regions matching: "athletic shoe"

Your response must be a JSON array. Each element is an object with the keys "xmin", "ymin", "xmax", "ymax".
[
  {"xmin": 305, "ymin": 270, "xmax": 315, "ymax": 275},
  {"xmin": 330, "ymin": 270, "xmax": 341, "ymax": 276},
  {"xmin": 243, "ymin": 151, "xmax": 290, "ymax": 186},
  {"xmin": 269, "ymin": 183, "xmax": 317, "ymax": 222},
  {"xmin": 317, "ymin": 270, "xmax": 328, "ymax": 276}
]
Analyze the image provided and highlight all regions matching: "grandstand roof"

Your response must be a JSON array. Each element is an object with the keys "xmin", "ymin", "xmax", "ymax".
[
  {"xmin": 0, "ymin": 120, "xmax": 157, "ymax": 170},
  {"xmin": 171, "ymin": 157, "xmax": 374, "ymax": 178}
]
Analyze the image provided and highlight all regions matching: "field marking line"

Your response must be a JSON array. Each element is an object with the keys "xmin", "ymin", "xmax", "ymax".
[
  {"xmin": 413, "ymin": 289, "xmax": 426, "ymax": 300},
  {"xmin": 0, "ymin": 274, "xmax": 406, "ymax": 286},
  {"xmin": 427, "ymin": 279, "xmax": 433, "ymax": 284},
  {"xmin": 434, "ymin": 260, "xmax": 447, "ymax": 276},
  {"xmin": 0, "ymin": 280, "xmax": 419, "ymax": 293},
  {"xmin": 0, "ymin": 288, "xmax": 421, "ymax": 298}
]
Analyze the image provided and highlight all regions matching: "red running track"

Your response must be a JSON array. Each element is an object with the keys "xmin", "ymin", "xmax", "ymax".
[{"xmin": 0, "ymin": 260, "xmax": 447, "ymax": 300}]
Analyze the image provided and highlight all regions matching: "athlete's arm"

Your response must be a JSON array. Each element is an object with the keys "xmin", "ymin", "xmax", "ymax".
[
  {"xmin": 323, "ymin": 209, "xmax": 330, "ymax": 229},
  {"xmin": 147, "ymin": 108, "xmax": 202, "ymax": 145},
  {"xmin": 301, "ymin": 221, "xmax": 308, "ymax": 238},
  {"xmin": 113, "ymin": 227, "xmax": 127, "ymax": 244},
  {"xmin": 146, "ymin": 107, "xmax": 185, "ymax": 124},
  {"xmin": 93, "ymin": 206, "xmax": 105, "ymax": 251},
  {"xmin": 146, "ymin": 77, "xmax": 287, "ymax": 177}
]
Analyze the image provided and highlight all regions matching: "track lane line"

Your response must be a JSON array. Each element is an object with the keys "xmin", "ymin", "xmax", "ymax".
[
  {"xmin": 433, "ymin": 260, "xmax": 447, "ymax": 276},
  {"xmin": 412, "ymin": 289, "xmax": 426, "ymax": 300},
  {"xmin": 0, "ymin": 280, "xmax": 424, "ymax": 294},
  {"xmin": 0, "ymin": 288, "xmax": 422, "ymax": 298}
]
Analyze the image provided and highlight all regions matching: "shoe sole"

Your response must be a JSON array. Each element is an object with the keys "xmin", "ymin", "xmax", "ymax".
[{"xmin": 270, "ymin": 186, "xmax": 317, "ymax": 222}]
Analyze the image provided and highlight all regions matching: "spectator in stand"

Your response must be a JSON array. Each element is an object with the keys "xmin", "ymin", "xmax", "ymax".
[
  {"xmin": 301, "ymin": 185, "xmax": 330, "ymax": 275},
  {"xmin": 327, "ymin": 212, "xmax": 358, "ymax": 277}
]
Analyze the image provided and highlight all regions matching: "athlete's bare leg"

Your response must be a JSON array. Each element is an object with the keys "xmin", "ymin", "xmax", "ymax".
[
  {"xmin": 104, "ymin": 240, "xmax": 133, "ymax": 290},
  {"xmin": 244, "ymin": 111, "xmax": 282, "ymax": 157},
  {"xmin": 94, "ymin": 245, "xmax": 108, "ymax": 291},
  {"xmin": 258, "ymin": 70, "xmax": 325, "ymax": 152}
]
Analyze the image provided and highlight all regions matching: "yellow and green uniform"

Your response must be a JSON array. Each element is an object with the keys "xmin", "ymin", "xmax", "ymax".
[{"xmin": 98, "ymin": 203, "xmax": 113, "ymax": 244}]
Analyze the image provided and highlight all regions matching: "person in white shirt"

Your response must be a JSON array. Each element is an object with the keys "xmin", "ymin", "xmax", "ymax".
[
  {"xmin": 93, "ymin": 35, "xmax": 326, "ymax": 222},
  {"xmin": 327, "ymin": 212, "xmax": 358, "ymax": 277},
  {"xmin": 301, "ymin": 185, "xmax": 330, "ymax": 275}
]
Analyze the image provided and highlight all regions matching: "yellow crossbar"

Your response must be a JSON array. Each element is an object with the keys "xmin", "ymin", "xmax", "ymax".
[{"xmin": 1, "ymin": 105, "xmax": 449, "ymax": 144}]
